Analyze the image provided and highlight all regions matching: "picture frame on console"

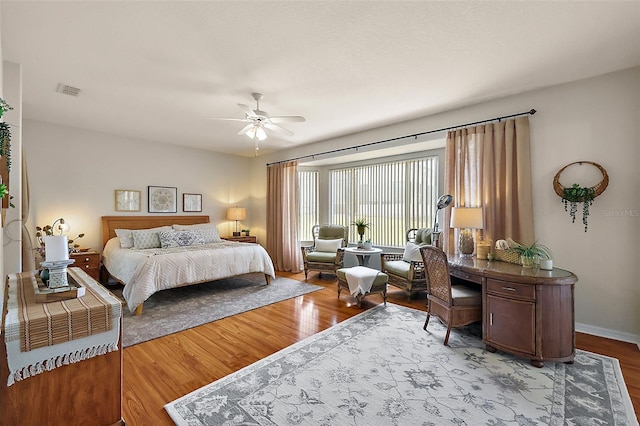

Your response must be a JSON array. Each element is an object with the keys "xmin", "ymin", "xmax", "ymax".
[{"xmin": 148, "ymin": 186, "xmax": 177, "ymax": 213}]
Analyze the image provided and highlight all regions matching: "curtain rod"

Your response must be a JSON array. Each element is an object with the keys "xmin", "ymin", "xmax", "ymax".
[{"xmin": 266, "ymin": 108, "xmax": 536, "ymax": 167}]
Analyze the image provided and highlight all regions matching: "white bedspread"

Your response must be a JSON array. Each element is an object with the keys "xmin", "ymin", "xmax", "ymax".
[
  {"xmin": 344, "ymin": 266, "xmax": 381, "ymax": 296},
  {"xmin": 103, "ymin": 238, "xmax": 275, "ymax": 312}
]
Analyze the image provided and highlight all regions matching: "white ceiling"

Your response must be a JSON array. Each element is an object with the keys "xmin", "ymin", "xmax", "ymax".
[{"xmin": 2, "ymin": 1, "xmax": 639, "ymax": 158}]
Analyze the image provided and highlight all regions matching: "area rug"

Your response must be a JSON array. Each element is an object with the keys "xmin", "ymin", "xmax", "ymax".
[
  {"xmin": 165, "ymin": 303, "xmax": 638, "ymax": 426},
  {"xmin": 114, "ymin": 273, "xmax": 322, "ymax": 347}
]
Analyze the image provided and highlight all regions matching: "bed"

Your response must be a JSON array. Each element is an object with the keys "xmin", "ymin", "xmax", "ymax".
[{"xmin": 101, "ymin": 215, "xmax": 275, "ymax": 315}]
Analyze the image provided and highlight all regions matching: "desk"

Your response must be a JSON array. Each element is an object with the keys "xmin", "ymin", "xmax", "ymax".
[
  {"xmin": 344, "ymin": 247, "xmax": 382, "ymax": 267},
  {"xmin": 448, "ymin": 256, "xmax": 578, "ymax": 367}
]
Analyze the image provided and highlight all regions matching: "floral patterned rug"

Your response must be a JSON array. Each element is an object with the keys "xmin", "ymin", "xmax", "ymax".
[
  {"xmin": 114, "ymin": 273, "xmax": 322, "ymax": 347},
  {"xmin": 165, "ymin": 303, "xmax": 637, "ymax": 426}
]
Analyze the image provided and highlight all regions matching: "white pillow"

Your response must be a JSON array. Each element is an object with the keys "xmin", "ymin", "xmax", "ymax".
[
  {"xmin": 402, "ymin": 241, "xmax": 423, "ymax": 262},
  {"xmin": 159, "ymin": 229, "xmax": 205, "ymax": 248},
  {"xmin": 173, "ymin": 223, "xmax": 222, "ymax": 243},
  {"xmin": 315, "ymin": 238, "xmax": 343, "ymax": 253},
  {"xmin": 114, "ymin": 229, "xmax": 134, "ymax": 249},
  {"xmin": 131, "ymin": 226, "xmax": 172, "ymax": 249}
]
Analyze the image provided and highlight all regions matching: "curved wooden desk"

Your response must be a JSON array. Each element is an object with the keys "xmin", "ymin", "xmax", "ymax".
[{"xmin": 448, "ymin": 256, "xmax": 578, "ymax": 367}]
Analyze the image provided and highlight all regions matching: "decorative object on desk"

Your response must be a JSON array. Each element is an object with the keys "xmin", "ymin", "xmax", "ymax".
[
  {"xmin": 431, "ymin": 194, "xmax": 453, "ymax": 248},
  {"xmin": 475, "ymin": 238, "xmax": 492, "ymax": 260},
  {"xmin": 506, "ymin": 238, "xmax": 552, "ymax": 268},
  {"xmin": 241, "ymin": 229, "xmax": 250, "ymax": 236},
  {"xmin": 35, "ymin": 217, "xmax": 85, "ymax": 259},
  {"xmin": 227, "ymin": 206, "xmax": 246, "ymax": 236},
  {"xmin": 114, "ymin": 189, "xmax": 141, "ymax": 212},
  {"xmin": 182, "ymin": 193, "xmax": 202, "ymax": 212},
  {"xmin": 351, "ymin": 217, "xmax": 370, "ymax": 247},
  {"xmin": 148, "ymin": 185, "xmax": 177, "ymax": 213},
  {"xmin": 450, "ymin": 207, "xmax": 483, "ymax": 255},
  {"xmin": 553, "ymin": 161, "xmax": 608, "ymax": 232}
]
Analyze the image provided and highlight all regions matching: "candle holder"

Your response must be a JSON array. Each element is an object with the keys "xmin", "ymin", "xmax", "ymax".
[{"xmin": 40, "ymin": 259, "xmax": 75, "ymax": 288}]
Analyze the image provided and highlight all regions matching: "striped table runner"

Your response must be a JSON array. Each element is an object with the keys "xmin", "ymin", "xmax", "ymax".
[{"xmin": 16, "ymin": 270, "xmax": 113, "ymax": 352}]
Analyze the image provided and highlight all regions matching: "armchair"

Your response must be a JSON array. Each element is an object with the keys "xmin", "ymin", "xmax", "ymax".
[
  {"xmin": 381, "ymin": 227, "xmax": 432, "ymax": 299},
  {"xmin": 301, "ymin": 224, "xmax": 349, "ymax": 279}
]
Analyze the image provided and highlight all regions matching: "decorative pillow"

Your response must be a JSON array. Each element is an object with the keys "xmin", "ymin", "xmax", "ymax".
[
  {"xmin": 131, "ymin": 226, "xmax": 172, "ymax": 250},
  {"xmin": 114, "ymin": 228, "xmax": 134, "ymax": 249},
  {"xmin": 402, "ymin": 241, "xmax": 423, "ymax": 262},
  {"xmin": 172, "ymin": 223, "xmax": 223, "ymax": 243},
  {"xmin": 315, "ymin": 238, "xmax": 343, "ymax": 253},
  {"xmin": 159, "ymin": 229, "xmax": 205, "ymax": 248}
]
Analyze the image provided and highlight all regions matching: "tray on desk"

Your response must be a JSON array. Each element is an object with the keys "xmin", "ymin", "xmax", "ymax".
[{"xmin": 34, "ymin": 272, "xmax": 86, "ymax": 303}]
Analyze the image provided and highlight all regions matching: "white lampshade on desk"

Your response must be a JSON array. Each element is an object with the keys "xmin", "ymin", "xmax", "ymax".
[
  {"xmin": 450, "ymin": 207, "xmax": 483, "ymax": 255},
  {"xmin": 227, "ymin": 206, "xmax": 246, "ymax": 236}
]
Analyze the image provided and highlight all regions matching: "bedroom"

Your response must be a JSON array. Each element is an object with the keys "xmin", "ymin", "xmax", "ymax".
[{"xmin": 0, "ymin": 1, "xmax": 639, "ymax": 424}]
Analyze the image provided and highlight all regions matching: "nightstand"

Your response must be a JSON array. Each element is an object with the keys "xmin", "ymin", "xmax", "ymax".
[
  {"xmin": 222, "ymin": 235, "xmax": 257, "ymax": 244},
  {"xmin": 69, "ymin": 251, "xmax": 101, "ymax": 281}
]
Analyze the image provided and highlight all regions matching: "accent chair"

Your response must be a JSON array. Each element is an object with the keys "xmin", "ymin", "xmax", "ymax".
[
  {"xmin": 381, "ymin": 228, "xmax": 432, "ymax": 299},
  {"xmin": 420, "ymin": 245, "xmax": 482, "ymax": 346},
  {"xmin": 301, "ymin": 224, "xmax": 348, "ymax": 279}
]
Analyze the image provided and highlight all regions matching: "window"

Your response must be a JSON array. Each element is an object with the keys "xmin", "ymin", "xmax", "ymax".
[
  {"xmin": 329, "ymin": 157, "xmax": 439, "ymax": 247},
  {"xmin": 298, "ymin": 170, "xmax": 319, "ymax": 241}
]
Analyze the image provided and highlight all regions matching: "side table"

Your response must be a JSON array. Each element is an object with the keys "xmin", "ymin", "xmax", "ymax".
[
  {"xmin": 69, "ymin": 251, "xmax": 101, "ymax": 281},
  {"xmin": 222, "ymin": 235, "xmax": 257, "ymax": 243},
  {"xmin": 344, "ymin": 247, "xmax": 383, "ymax": 267}
]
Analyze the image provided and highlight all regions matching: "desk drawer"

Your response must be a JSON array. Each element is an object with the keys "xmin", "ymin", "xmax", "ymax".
[
  {"xmin": 450, "ymin": 269, "xmax": 482, "ymax": 284},
  {"xmin": 486, "ymin": 279, "xmax": 535, "ymax": 300}
]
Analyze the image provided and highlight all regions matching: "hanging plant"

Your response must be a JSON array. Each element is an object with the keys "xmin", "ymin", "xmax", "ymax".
[
  {"xmin": 553, "ymin": 161, "xmax": 608, "ymax": 232},
  {"xmin": 0, "ymin": 122, "xmax": 12, "ymax": 173}
]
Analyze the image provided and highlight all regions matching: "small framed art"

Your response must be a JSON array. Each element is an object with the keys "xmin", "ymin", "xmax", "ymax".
[
  {"xmin": 114, "ymin": 189, "xmax": 141, "ymax": 212},
  {"xmin": 183, "ymin": 193, "xmax": 202, "ymax": 212},
  {"xmin": 148, "ymin": 186, "xmax": 177, "ymax": 213}
]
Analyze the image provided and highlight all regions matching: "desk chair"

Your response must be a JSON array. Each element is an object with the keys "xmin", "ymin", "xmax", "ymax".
[{"xmin": 420, "ymin": 245, "xmax": 482, "ymax": 346}]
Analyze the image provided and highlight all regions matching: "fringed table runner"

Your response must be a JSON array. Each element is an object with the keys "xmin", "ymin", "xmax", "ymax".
[{"xmin": 3, "ymin": 268, "xmax": 122, "ymax": 386}]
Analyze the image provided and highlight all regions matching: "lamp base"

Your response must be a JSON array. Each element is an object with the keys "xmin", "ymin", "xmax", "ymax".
[
  {"xmin": 232, "ymin": 231, "xmax": 241, "ymax": 237},
  {"xmin": 458, "ymin": 229, "xmax": 475, "ymax": 255}
]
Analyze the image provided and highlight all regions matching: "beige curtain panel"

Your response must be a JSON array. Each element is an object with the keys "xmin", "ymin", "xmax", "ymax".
[
  {"xmin": 266, "ymin": 161, "xmax": 302, "ymax": 272},
  {"xmin": 444, "ymin": 117, "xmax": 534, "ymax": 253}
]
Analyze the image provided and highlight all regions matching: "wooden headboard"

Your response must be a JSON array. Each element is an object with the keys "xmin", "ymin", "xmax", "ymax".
[{"xmin": 101, "ymin": 215, "xmax": 210, "ymax": 248}]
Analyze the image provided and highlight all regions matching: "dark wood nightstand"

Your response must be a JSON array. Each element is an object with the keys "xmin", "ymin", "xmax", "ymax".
[
  {"xmin": 222, "ymin": 236, "xmax": 257, "ymax": 243},
  {"xmin": 70, "ymin": 251, "xmax": 101, "ymax": 281}
]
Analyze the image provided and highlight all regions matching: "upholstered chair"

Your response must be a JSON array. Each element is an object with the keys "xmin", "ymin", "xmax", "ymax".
[
  {"xmin": 380, "ymin": 228, "xmax": 432, "ymax": 299},
  {"xmin": 420, "ymin": 245, "xmax": 482, "ymax": 346},
  {"xmin": 301, "ymin": 224, "xmax": 348, "ymax": 279}
]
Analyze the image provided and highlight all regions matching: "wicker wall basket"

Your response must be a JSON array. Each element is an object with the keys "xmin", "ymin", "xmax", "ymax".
[{"xmin": 494, "ymin": 249, "xmax": 521, "ymax": 265}]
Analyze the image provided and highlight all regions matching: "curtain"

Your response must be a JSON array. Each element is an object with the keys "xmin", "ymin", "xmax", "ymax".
[
  {"xmin": 266, "ymin": 161, "xmax": 302, "ymax": 272},
  {"xmin": 444, "ymin": 117, "xmax": 534, "ymax": 253},
  {"xmin": 21, "ymin": 153, "xmax": 35, "ymax": 271}
]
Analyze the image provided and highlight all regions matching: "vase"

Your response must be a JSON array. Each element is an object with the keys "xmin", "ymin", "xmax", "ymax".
[
  {"xmin": 520, "ymin": 255, "xmax": 536, "ymax": 269},
  {"xmin": 40, "ymin": 268, "xmax": 49, "ymax": 283}
]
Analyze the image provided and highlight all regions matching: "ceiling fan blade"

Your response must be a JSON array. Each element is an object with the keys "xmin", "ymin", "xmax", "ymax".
[
  {"xmin": 237, "ymin": 103, "xmax": 257, "ymax": 117},
  {"xmin": 269, "ymin": 115, "xmax": 306, "ymax": 123},
  {"xmin": 202, "ymin": 117, "xmax": 250, "ymax": 122},
  {"xmin": 264, "ymin": 122, "xmax": 294, "ymax": 136}
]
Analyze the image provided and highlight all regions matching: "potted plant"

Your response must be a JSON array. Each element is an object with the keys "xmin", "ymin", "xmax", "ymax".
[
  {"xmin": 363, "ymin": 239, "xmax": 372, "ymax": 250},
  {"xmin": 561, "ymin": 183, "xmax": 596, "ymax": 232},
  {"xmin": 351, "ymin": 218, "xmax": 370, "ymax": 247},
  {"xmin": 506, "ymin": 239, "xmax": 552, "ymax": 269}
]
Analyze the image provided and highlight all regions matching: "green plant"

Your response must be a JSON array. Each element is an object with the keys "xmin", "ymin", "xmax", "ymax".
[
  {"xmin": 351, "ymin": 218, "xmax": 370, "ymax": 240},
  {"xmin": 506, "ymin": 238, "xmax": 552, "ymax": 261},
  {"xmin": 561, "ymin": 183, "xmax": 595, "ymax": 232}
]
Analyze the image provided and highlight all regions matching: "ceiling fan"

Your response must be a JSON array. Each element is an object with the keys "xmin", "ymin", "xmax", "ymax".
[{"xmin": 204, "ymin": 93, "xmax": 305, "ymax": 150}]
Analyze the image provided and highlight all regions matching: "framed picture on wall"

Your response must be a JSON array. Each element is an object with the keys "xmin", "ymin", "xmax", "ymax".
[
  {"xmin": 148, "ymin": 186, "xmax": 177, "ymax": 213},
  {"xmin": 114, "ymin": 189, "xmax": 141, "ymax": 212},
  {"xmin": 183, "ymin": 193, "xmax": 202, "ymax": 212}
]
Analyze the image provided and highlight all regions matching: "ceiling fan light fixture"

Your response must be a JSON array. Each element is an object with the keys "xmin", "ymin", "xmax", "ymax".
[{"xmin": 245, "ymin": 125, "xmax": 267, "ymax": 141}]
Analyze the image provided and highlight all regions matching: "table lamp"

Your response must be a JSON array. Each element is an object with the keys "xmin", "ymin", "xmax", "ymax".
[
  {"xmin": 227, "ymin": 206, "xmax": 246, "ymax": 236},
  {"xmin": 450, "ymin": 207, "xmax": 483, "ymax": 256}
]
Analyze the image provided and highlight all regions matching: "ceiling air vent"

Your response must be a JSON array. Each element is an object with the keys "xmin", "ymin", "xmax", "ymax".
[{"xmin": 56, "ymin": 84, "xmax": 81, "ymax": 97}]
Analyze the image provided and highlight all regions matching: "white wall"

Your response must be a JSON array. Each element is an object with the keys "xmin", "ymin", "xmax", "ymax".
[
  {"xmin": 254, "ymin": 67, "xmax": 640, "ymax": 344},
  {"xmin": 22, "ymin": 120, "xmax": 253, "ymax": 253}
]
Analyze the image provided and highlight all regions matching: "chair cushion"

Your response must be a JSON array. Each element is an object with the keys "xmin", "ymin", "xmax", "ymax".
[
  {"xmin": 315, "ymin": 238, "xmax": 343, "ymax": 253},
  {"xmin": 402, "ymin": 242, "xmax": 422, "ymax": 262},
  {"xmin": 383, "ymin": 260, "xmax": 411, "ymax": 279},
  {"xmin": 451, "ymin": 285, "xmax": 482, "ymax": 306},
  {"xmin": 337, "ymin": 268, "xmax": 389, "ymax": 287},
  {"xmin": 307, "ymin": 251, "xmax": 338, "ymax": 263},
  {"xmin": 318, "ymin": 225, "xmax": 347, "ymax": 240},
  {"xmin": 414, "ymin": 228, "xmax": 432, "ymax": 245}
]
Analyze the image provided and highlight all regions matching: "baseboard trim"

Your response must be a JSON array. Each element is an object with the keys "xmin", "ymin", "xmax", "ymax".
[{"xmin": 576, "ymin": 322, "xmax": 640, "ymax": 350}]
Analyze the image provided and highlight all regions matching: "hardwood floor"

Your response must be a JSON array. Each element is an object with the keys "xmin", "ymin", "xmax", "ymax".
[{"xmin": 122, "ymin": 272, "xmax": 640, "ymax": 425}]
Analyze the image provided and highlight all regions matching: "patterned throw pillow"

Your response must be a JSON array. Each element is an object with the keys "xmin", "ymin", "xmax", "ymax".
[
  {"xmin": 131, "ymin": 226, "xmax": 172, "ymax": 249},
  {"xmin": 159, "ymin": 230, "xmax": 205, "ymax": 248},
  {"xmin": 172, "ymin": 223, "xmax": 222, "ymax": 243}
]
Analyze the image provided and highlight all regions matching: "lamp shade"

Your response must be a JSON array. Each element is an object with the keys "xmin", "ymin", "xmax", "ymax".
[
  {"xmin": 450, "ymin": 207, "xmax": 483, "ymax": 229},
  {"xmin": 227, "ymin": 207, "xmax": 247, "ymax": 221}
]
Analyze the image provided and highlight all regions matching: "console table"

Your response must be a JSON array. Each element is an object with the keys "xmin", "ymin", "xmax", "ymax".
[{"xmin": 448, "ymin": 256, "xmax": 578, "ymax": 367}]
